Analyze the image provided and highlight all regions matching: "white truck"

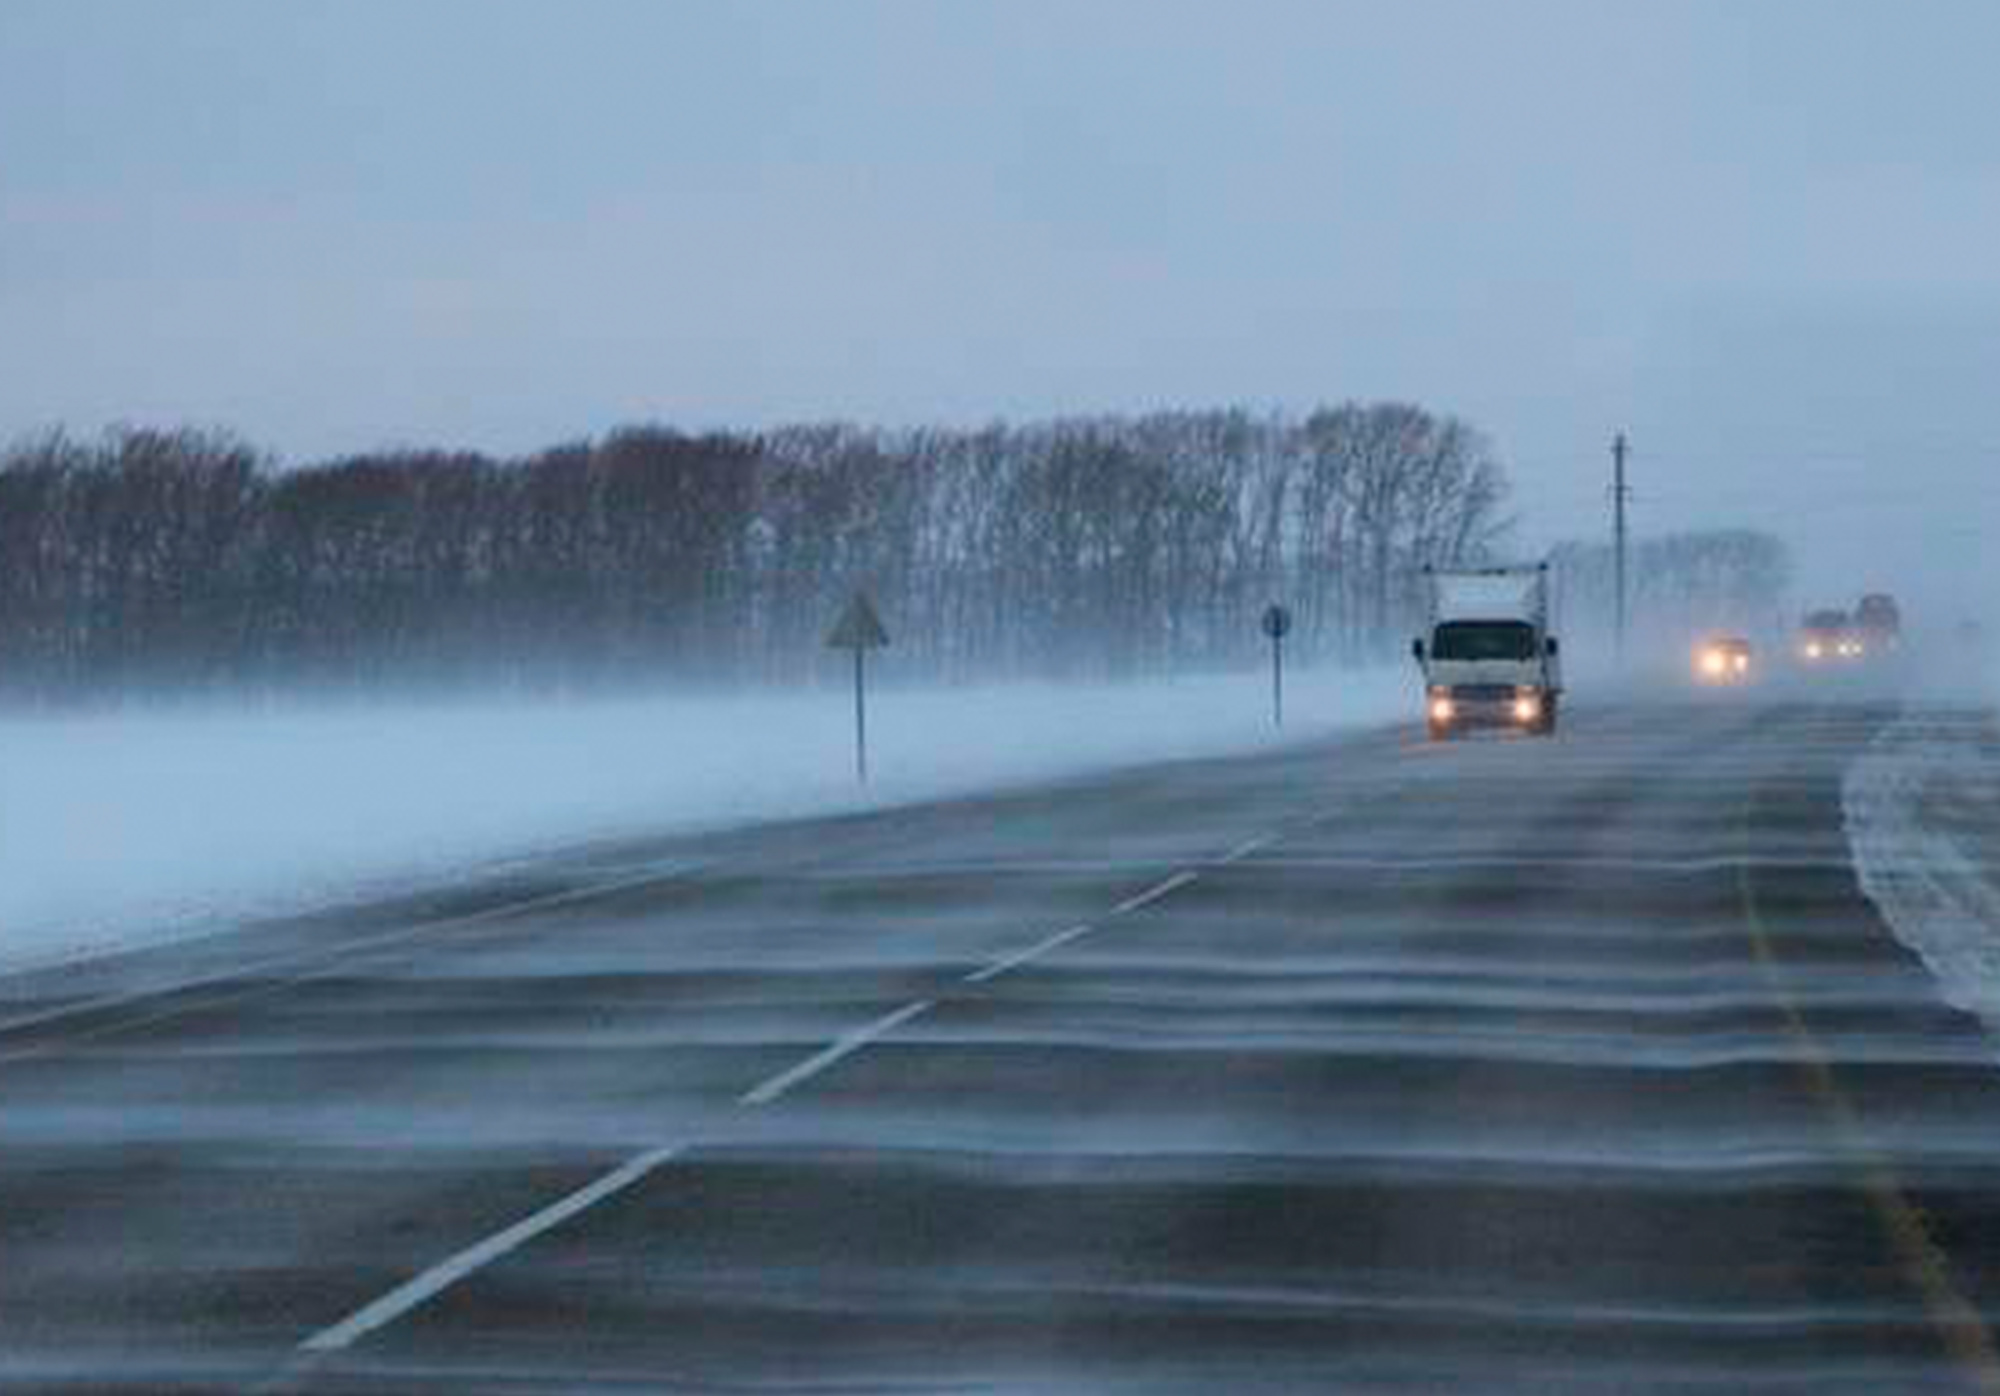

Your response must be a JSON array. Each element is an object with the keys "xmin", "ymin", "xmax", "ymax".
[{"xmin": 1410, "ymin": 563, "xmax": 1563, "ymax": 739}]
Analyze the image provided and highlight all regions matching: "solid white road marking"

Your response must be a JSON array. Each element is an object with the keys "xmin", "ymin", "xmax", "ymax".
[
  {"xmin": 740, "ymin": 999, "xmax": 936, "ymax": 1106},
  {"xmin": 299, "ymin": 1143, "xmax": 686, "ymax": 1354},
  {"xmin": 0, "ymin": 862, "xmax": 710, "ymax": 1055}
]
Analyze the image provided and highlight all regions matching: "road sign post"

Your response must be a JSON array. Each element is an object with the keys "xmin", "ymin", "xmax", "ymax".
[
  {"xmin": 1260, "ymin": 603, "xmax": 1292, "ymax": 729},
  {"xmin": 826, "ymin": 592, "xmax": 890, "ymax": 783}
]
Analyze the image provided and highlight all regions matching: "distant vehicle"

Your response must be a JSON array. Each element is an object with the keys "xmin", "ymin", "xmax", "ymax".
[
  {"xmin": 1855, "ymin": 593, "xmax": 1902, "ymax": 652},
  {"xmin": 1695, "ymin": 635, "xmax": 1753, "ymax": 684},
  {"xmin": 1411, "ymin": 563, "xmax": 1562, "ymax": 739},
  {"xmin": 1799, "ymin": 609, "xmax": 1862, "ymax": 663}
]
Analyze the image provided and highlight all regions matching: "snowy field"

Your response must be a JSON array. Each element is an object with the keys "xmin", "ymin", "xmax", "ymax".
[{"xmin": 0, "ymin": 667, "xmax": 1408, "ymax": 973}]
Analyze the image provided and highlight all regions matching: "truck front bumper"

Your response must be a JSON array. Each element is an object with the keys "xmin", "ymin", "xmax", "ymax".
[{"xmin": 1429, "ymin": 687, "xmax": 1547, "ymax": 731}]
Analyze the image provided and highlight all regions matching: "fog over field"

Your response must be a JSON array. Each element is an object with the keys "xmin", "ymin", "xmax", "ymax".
[
  {"xmin": 0, "ymin": 669, "xmax": 1405, "ymax": 973},
  {"xmin": 3, "ymin": 1, "xmax": 1993, "ymax": 978}
]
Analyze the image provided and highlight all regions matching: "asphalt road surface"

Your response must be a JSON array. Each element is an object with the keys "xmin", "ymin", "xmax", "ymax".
[{"xmin": 7, "ymin": 698, "xmax": 2000, "ymax": 1394}]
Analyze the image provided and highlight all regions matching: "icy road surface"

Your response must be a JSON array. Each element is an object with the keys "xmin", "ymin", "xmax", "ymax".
[{"xmin": 6, "ymin": 698, "xmax": 2000, "ymax": 1393}]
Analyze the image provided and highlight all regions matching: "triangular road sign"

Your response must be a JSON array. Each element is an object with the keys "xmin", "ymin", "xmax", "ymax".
[{"xmin": 826, "ymin": 592, "xmax": 890, "ymax": 650}]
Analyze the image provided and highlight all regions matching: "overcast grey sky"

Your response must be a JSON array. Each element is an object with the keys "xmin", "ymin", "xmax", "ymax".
[{"xmin": 2, "ymin": 1, "xmax": 1994, "ymax": 612}]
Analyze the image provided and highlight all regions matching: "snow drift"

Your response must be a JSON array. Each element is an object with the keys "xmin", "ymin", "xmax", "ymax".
[
  {"xmin": 1845, "ymin": 706, "xmax": 2000, "ymax": 1045},
  {"xmin": 0, "ymin": 668, "xmax": 1408, "ymax": 973}
]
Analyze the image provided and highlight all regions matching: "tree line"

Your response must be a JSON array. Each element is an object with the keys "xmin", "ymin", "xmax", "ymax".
[
  {"xmin": 1550, "ymin": 528, "xmax": 1792, "ymax": 640},
  {"xmin": 0, "ymin": 404, "xmax": 1511, "ymax": 701}
]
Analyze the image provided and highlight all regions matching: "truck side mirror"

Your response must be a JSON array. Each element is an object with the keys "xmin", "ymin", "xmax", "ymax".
[
  {"xmin": 1546, "ymin": 637, "xmax": 1560, "ymax": 656},
  {"xmin": 1411, "ymin": 638, "xmax": 1426, "ymax": 662}
]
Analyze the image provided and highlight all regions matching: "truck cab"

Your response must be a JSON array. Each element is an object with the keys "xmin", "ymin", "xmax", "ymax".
[{"xmin": 1412, "ymin": 565, "xmax": 1563, "ymax": 739}]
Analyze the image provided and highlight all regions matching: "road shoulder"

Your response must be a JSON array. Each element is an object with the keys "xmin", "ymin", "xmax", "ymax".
[{"xmin": 1846, "ymin": 707, "xmax": 2000, "ymax": 1040}]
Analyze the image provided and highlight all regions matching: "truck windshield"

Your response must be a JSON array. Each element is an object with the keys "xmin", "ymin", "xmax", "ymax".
[{"xmin": 1432, "ymin": 621, "xmax": 1536, "ymax": 661}]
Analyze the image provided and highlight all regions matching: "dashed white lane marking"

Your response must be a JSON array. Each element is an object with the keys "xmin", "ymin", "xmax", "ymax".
[
  {"xmin": 962, "ymin": 842, "xmax": 1265, "ymax": 986},
  {"xmin": 1110, "ymin": 869, "xmax": 1201, "ymax": 916},
  {"xmin": 1222, "ymin": 833, "xmax": 1279, "ymax": 863},
  {"xmin": 963, "ymin": 924, "xmax": 1094, "ymax": 984},
  {"xmin": 740, "ymin": 999, "xmax": 937, "ymax": 1106},
  {"xmin": 289, "ymin": 838, "xmax": 1243, "ymax": 1364},
  {"xmin": 298, "ymin": 1143, "xmax": 685, "ymax": 1354}
]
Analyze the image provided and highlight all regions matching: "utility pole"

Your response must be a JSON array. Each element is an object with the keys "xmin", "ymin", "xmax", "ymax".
[{"xmin": 1612, "ymin": 432, "xmax": 1630, "ymax": 663}]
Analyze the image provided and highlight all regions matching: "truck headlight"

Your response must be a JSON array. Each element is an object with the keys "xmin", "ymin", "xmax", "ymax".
[
  {"xmin": 1804, "ymin": 641, "xmax": 1823, "ymax": 659},
  {"xmin": 1512, "ymin": 694, "xmax": 1540, "ymax": 723},
  {"xmin": 1700, "ymin": 650, "xmax": 1726, "ymax": 676},
  {"xmin": 1429, "ymin": 695, "xmax": 1454, "ymax": 723}
]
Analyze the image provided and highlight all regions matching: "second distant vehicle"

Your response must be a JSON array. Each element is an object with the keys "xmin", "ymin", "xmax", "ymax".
[
  {"xmin": 1695, "ymin": 635, "xmax": 1753, "ymax": 684},
  {"xmin": 1798, "ymin": 609, "xmax": 1863, "ymax": 664}
]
